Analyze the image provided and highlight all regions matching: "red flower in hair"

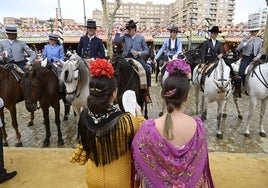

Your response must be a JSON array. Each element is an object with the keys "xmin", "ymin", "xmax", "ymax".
[{"xmin": 90, "ymin": 58, "xmax": 114, "ymax": 78}]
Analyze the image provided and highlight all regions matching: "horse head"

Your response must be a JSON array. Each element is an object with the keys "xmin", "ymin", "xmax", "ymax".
[
  {"xmin": 21, "ymin": 70, "xmax": 41, "ymax": 112},
  {"xmin": 60, "ymin": 54, "xmax": 89, "ymax": 103},
  {"xmin": 212, "ymin": 59, "xmax": 232, "ymax": 98}
]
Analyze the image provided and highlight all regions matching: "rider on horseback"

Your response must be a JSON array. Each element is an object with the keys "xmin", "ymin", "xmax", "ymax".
[
  {"xmin": 200, "ymin": 26, "xmax": 240, "ymax": 83},
  {"xmin": 114, "ymin": 19, "xmax": 152, "ymax": 103},
  {"xmin": 41, "ymin": 33, "xmax": 64, "ymax": 75},
  {"xmin": 233, "ymin": 25, "xmax": 263, "ymax": 98},
  {"xmin": 154, "ymin": 25, "xmax": 183, "ymax": 62},
  {"xmin": 0, "ymin": 25, "xmax": 36, "ymax": 72}
]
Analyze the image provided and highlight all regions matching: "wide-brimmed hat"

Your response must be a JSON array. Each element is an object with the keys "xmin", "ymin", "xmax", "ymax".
[
  {"xmin": 248, "ymin": 25, "xmax": 260, "ymax": 32},
  {"xmin": 125, "ymin": 20, "xmax": 138, "ymax": 29},
  {"xmin": 208, "ymin": 26, "xmax": 222, "ymax": 33},
  {"xmin": 86, "ymin": 20, "xmax": 97, "ymax": 29},
  {"xmin": 167, "ymin": 25, "xmax": 179, "ymax": 32},
  {"xmin": 49, "ymin": 33, "xmax": 59, "ymax": 41},
  {"xmin": 4, "ymin": 25, "xmax": 18, "ymax": 34}
]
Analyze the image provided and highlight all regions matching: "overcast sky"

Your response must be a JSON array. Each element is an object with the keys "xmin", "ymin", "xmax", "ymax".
[{"xmin": 0, "ymin": 0, "xmax": 267, "ymax": 24}]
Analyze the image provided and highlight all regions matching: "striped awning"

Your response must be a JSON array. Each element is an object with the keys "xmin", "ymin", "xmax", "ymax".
[
  {"xmin": 153, "ymin": 37, "xmax": 188, "ymax": 45},
  {"xmin": 224, "ymin": 36, "xmax": 243, "ymax": 42},
  {"xmin": 189, "ymin": 36, "xmax": 225, "ymax": 43}
]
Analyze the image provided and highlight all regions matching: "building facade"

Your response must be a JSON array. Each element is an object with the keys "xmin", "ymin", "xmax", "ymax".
[
  {"xmin": 93, "ymin": 0, "xmax": 235, "ymax": 29},
  {"xmin": 248, "ymin": 8, "xmax": 267, "ymax": 27}
]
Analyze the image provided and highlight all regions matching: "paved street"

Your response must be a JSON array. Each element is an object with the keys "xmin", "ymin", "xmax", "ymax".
[{"xmin": 2, "ymin": 74, "xmax": 268, "ymax": 154}]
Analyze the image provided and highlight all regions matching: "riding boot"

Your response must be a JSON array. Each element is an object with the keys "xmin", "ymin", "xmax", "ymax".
[{"xmin": 144, "ymin": 88, "xmax": 152, "ymax": 103}]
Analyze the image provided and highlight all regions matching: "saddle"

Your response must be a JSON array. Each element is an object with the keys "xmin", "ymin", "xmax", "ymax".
[
  {"xmin": 2, "ymin": 63, "xmax": 23, "ymax": 82},
  {"xmin": 199, "ymin": 62, "xmax": 218, "ymax": 90},
  {"xmin": 125, "ymin": 58, "xmax": 147, "ymax": 89}
]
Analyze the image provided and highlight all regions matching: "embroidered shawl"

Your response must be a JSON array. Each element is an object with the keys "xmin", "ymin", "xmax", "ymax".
[
  {"xmin": 78, "ymin": 108, "xmax": 135, "ymax": 167},
  {"xmin": 132, "ymin": 117, "xmax": 215, "ymax": 188}
]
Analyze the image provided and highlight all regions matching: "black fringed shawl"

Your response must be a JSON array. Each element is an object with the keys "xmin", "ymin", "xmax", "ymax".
[{"xmin": 78, "ymin": 108, "xmax": 135, "ymax": 167}]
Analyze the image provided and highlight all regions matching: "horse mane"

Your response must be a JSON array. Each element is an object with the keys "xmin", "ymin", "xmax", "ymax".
[
  {"xmin": 112, "ymin": 55, "xmax": 133, "ymax": 71},
  {"xmin": 60, "ymin": 54, "xmax": 89, "ymax": 87}
]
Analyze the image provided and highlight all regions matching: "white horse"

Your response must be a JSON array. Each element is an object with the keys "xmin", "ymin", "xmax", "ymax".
[
  {"xmin": 60, "ymin": 54, "xmax": 90, "ymax": 121},
  {"xmin": 232, "ymin": 62, "xmax": 268, "ymax": 137},
  {"xmin": 192, "ymin": 59, "xmax": 232, "ymax": 139}
]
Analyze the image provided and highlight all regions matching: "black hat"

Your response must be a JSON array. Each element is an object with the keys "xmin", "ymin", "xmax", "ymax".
[
  {"xmin": 86, "ymin": 20, "xmax": 96, "ymax": 29},
  {"xmin": 4, "ymin": 25, "xmax": 18, "ymax": 34},
  {"xmin": 49, "ymin": 33, "xmax": 59, "ymax": 41},
  {"xmin": 167, "ymin": 25, "xmax": 179, "ymax": 32},
  {"xmin": 208, "ymin": 26, "xmax": 221, "ymax": 33},
  {"xmin": 125, "ymin": 20, "xmax": 138, "ymax": 29}
]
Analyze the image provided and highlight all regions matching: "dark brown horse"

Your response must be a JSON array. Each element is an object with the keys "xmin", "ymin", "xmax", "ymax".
[
  {"xmin": 111, "ymin": 55, "xmax": 148, "ymax": 119},
  {"xmin": 0, "ymin": 63, "xmax": 34, "ymax": 147},
  {"xmin": 20, "ymin": 64, "xmax": 67, "ymax": 147}
]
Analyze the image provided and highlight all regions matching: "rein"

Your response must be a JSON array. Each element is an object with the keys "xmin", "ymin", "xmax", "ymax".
[
  {"xmin": 251, "ymin": 64, "xmax": 268, "ymax": 89},
  {"xmin": 65, "ymin": 66, "xmax": 81, "ymax": 99}
]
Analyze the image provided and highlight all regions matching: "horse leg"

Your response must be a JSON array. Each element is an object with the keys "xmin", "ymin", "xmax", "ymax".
[
  {"xmin": 244, "ymin": 97, "xmax": 257, "ymax": 138},
  {"xmin": 201, "ymin": 96, "xmax": 208, "ymax": 121},
  {"xmin": 259, "ymin": 100, "xmax": 267, "ymax": 137},
  {"xmin": 194, "ymin": 86, "xmax": 199, "ymax": 115},
  {"xmin": 54, "ymin": 102, "xmax": 64, "ymax": 146},
  {"xmin": 28, "ymin": 112, "xmax": 35, "ymax": 126},
  {"xmin": 233, "ymin": 95, "xmax": 243, "ymax": 119},
  {"xmin": 9, "ymin": 105, "xmax": 22, "ymax": 147},
  {"xmin": 62, "ymin": 97, "xmax": 71, "ymax": 121},
  {"xmin": 0, "ymin": 108, "xmax": 8, "ymax": 147},
  {"xmin": 216, "ymin": 101, "xmax": 226, "ymax": 139},
  {"xmin": 42, "ymin": 107, "xmax": 51, "ymax": 147},
  {"xmin": 144, "ymin": 102, "xmax": 148, "ymax": 120}
]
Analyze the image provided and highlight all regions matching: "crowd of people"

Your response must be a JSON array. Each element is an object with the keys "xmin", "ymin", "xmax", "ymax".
[{"xmin": 0, "ymin": 18, "xmax": 264, "ymax": 187}]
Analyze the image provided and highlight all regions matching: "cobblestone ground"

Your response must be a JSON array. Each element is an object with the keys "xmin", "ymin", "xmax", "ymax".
[{"xmin": 2, "ymin": 74, "xmax": 268, "ymax": 154}]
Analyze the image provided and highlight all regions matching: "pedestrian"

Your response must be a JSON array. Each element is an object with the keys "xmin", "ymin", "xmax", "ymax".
[
  {"xmin": 200, "ymin": 26, "xmax": 239, "ymax": 81},
  {"xmin": 132, "ymin": 59, "xmax": 215, "ymax": 188},
  {"xmin": 114, "ymin": 19, "xmax": 152, "ymax": 103},
  {"xmin": 0, "ymin": 97, "xmax": 17, "ymax": 184},
  {"xmin": 41, "ymin": 33, "xmax": 64, "ymax": 74},
  {"xmin": 70, "ymin": 58, "xmax": 145, "ymax": 187},
  {"xmin": 233, "ymin": 25, "xmax": 263, "ymax": 98},
  {"xmin": 0, "ymin": 25, "xmax": 36, "ymax": 72},
  {"xmin": 154, "ymin": 25, "xmax": 183, "ymax": 62},
  {"xmin": 77, "ymin": 20, "xmax": 105, "ymax": 65}
]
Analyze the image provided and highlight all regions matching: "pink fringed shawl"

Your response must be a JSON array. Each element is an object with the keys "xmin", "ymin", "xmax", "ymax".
[{"xmin": 132, "ymin": 117, "xmax": 215, "ymax": 188}]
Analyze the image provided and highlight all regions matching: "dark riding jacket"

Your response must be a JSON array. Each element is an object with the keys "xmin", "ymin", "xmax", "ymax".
[
  {"xmin": 77, "ymin": 35, "xmax": 105, "ymax": 59},
  {"xmin": 201, "ymin": 39, "xmax": 222, "ymax": 64}
]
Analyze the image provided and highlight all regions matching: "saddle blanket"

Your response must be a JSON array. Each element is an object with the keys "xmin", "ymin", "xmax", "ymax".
[{"xmin": 126, "ymin": 58, "xmax": 147, "ymax": 89}]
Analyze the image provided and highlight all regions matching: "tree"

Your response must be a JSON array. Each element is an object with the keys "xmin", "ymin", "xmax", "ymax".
[{"xmin": 101, "ymin": 0, "xmax": 121, "ymax": 58}]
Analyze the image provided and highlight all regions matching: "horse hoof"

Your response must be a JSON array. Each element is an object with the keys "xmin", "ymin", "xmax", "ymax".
[
  {"xmin": 222, "ymin": 114, "xmax": 227, "ymax": 118},
  {"xmin": 3, "ymin": 142, "xmax": 8, "ymax": 147},
  {"xmin": 259, "ymin": 132, "xmax": 267, "ymax": 137},
  {"xmin": 244, "ymin": 133, "xmax": 250, "ymax": 138},
  {"xmin": 158, "ymin": 112, "xmax": 163, "ymax": 117},
  {"xmin": 216, "ymin": 134, "xmax": 223, "ymax": 139},
  {"xmin": 15, "ymin": 142, "xmax": 23, "ymax": 147},
  {"xmin": 43, "ymin": 140, "xmax": 50, "ymax": 147},
  {"xmin": 238, "ymin": 115, "xmax": 243, "ymax": 120},
  {"xmin": 63, "ymin": 115, "xmax": 68, "ymax": 121},
  {"xmin": 58, "ymin": 139, "xmax": 64, "ymax": 146},
  {"xmin": 28, "ymin": 121, "xmax": 34, "ymax": 127}
]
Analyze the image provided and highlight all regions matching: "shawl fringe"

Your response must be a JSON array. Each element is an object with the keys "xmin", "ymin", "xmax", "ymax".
[{"xmin": 78, "ymin": 109, "xmax": 134, "ymax": 167}]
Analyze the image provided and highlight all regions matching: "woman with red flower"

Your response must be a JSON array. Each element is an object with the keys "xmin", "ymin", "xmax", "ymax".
[{"xmin": 70, "ymin": 58, "xmax": 145, "ymax": 187}]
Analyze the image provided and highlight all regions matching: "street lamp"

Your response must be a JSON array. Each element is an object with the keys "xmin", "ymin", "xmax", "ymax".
[{"xmin": 47, "ymin": 18, "xmax": 54, "ymax": 33}]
